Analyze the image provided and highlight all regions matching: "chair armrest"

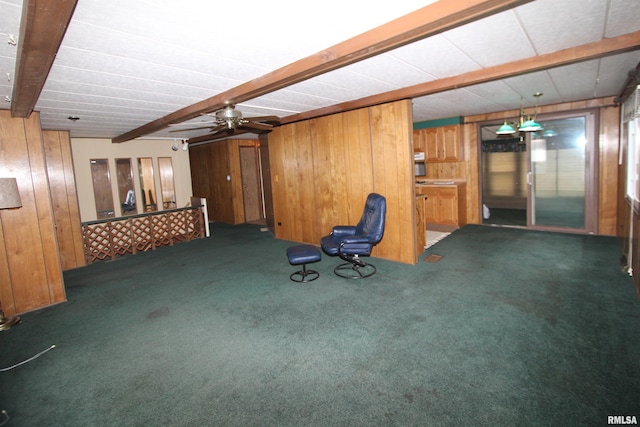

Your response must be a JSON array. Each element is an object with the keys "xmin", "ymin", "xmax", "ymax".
[
  {"xmin": 341, "ymin": 235, "xmax": 371, "ymax": 244},
  {"xmin": 331, "ymin": 226, "xmax": 357, "ymax": 237}
]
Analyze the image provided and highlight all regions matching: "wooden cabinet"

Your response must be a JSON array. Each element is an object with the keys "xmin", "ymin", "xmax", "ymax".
[
  {"xmin": 414, "ymin": 125, "xmax": 461, "ymax": 162},
  {"xmin": 415, "ymin": 194, "xmax": 427, "ymax": 253},
  {"xmin": 416, "ymin": 183, "xmax": 467, "ymax": 227}
]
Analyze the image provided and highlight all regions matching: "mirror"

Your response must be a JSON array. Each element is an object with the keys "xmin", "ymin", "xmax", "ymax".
[
  {"xmin": 137, "ymin": 157, "xmax": 157, "ymax": 212},
  {"xmin": 158, "ymin": 157, "xmax": 176, "ymax": 209},
  {"xmin": 116, "ymin": 158, "xmax": 136, "ymax": 215},
  {"xmin": 90, "ymin": 159, "xmax": 115, "ymax": 219}
]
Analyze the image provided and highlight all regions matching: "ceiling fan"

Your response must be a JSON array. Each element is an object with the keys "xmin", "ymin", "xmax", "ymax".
[{"xmin": 170, "ymin": 105, "xmax": 280, "ymax": 141}]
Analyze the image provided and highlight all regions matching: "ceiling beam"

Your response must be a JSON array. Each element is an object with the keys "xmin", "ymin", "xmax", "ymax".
[
  {"xmin": 280, "ymin": 30, "xmax": 640, "ymax": 124},
  {"xmin": 113, "ymin": 0, "xmax": 534, "ymax": 143},
  {"xmin": 11, "ymin": 0, "xmax": 78, "ymax": 118}
]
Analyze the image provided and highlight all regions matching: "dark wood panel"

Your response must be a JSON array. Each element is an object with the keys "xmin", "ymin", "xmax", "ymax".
[
  {"xmin": 599, "ymin": 106, "xmax": 620, "ymax": 236},
  {"xmin": 24, "ymin": 115, "xmax": 66, "ymax": 307},
  {"xmin": 190, "ymin": 141, "xmax": 235, "ymax": 223},
  {"xmin": 288, "ymin": 123, "xmax": 316, "ymax": 243},
  {"xmin": 227, "ymin": 140, "xmax": 244, "ymax": 223},
  {"xmin": 370, "ymin": 101, "xmax": 415, "ymax": 263},
  {"xmin": 268, "ymin": 127, "xmax": 288, "ymax": 239},
  {"xmin": 239, "ymin": 145, "xmax": 262, "ymax": 223},
  {"xmin": 0, "ymin": 111, "xmax": 66, "ymax": 315},
  {"xmin": 259, "ymin": 135, "xmax": 275, "ymax": 232},
  {"xmin": 312, "ymin": 114, "xmax": 347, "ymax": 242},
  {"xmin": 43, "ymin": 130, "xmax": 85, "ymax": 270},
  {"xmin": 2, "ymin": 113, "xmax": 52, "ymax": 313},
  {"xmin": 343, "ymin": 109, "xmax": 374, "ymax": 224},
  {"xmin": 268, "ymin": 100, "xmax": 417, "ymax": 264}
]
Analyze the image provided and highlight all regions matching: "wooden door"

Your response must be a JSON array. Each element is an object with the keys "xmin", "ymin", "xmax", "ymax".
[{"xmin": 239, "ymin": 145, "xmax": 262, "ymax": 223}]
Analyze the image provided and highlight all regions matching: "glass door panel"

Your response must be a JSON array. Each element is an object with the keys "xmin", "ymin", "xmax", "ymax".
[
  {"xmin": 480, "ymin": 124, "xmax": 527, "ymax": 227},
  {"xmin": 529, "ymin": 114, "xmax": 594, "ymax": 231}
]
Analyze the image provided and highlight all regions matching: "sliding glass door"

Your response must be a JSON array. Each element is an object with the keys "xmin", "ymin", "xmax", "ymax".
[
  {"xmin": 528, "ymin": 112, "xmax": 595, "ymax": 232},
  {"xmin": 481, "ymin": 110, "xmax": 596, "ymax": 233}
]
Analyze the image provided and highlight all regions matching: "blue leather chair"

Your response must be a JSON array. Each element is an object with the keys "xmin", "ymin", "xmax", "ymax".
[{"xmin": 321, "ymin": 193, "xmax": 386, "ymax": 279}]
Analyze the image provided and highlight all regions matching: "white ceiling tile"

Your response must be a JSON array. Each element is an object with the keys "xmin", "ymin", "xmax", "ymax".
[
  {"xmin": 500, "ymin": 71, "xmax": 560, "ymax": 105},
  {"xmin": 547, "ymin": 61, "xmax": 600, "ymax": 101},
  {"xmin": 388, "ymin": 35, "xmax": 479, "ymax": 79},
  {"xmin": 595, "ymin": 52, "xmax": 640, "ymax": 97},
  {"xmin": 343, "ymin": 54, "xmax": 434, "ymax": 89},
  {"xmin": 605, "ymin": 0, "xmax": 640, "ymax": 37},
  {"xmin": 442, "ymin": 10, "xmax": 536, "ymax": 67},
  {"xmin": 463, "ymin": 81, "xmax": 523, "ymax": 109},
  {"xmin": 515, "ymin": 0, "xmax": 609, "ymax": 54}
]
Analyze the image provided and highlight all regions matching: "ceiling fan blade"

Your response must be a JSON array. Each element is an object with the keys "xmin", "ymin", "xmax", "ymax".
[
  {"xmin": 241, "ymin": 121, "xmax": 274, "ymax": 131},
  {"xmin": 169, "ymin": 124, "xmax": 219, "ymax": 133},
  {"xmin": 245, "ymin": 115, "xmax": 281, "ymax": 123},
  {"xmin": 207, "ymin": 124, "xmax": 227, "ymax": 134},
  {"xmin": 168, "ymin": 120, "xmax": 217, "ymax": 127}
]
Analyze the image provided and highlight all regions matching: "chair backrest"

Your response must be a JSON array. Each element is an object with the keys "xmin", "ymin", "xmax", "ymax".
[{"xmin": 355, "ymin": 193, "xmax": 386, "ymax": 243}]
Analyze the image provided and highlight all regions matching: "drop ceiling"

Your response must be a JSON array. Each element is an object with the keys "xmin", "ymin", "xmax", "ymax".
[{"xmin": 1, "ymin": 0, "xmax": 639, "ymax": 142}]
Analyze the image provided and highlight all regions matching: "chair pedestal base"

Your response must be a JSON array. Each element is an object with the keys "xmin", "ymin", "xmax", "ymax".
[
  {"xmin": 290, "ymin": 265, "xmax": 320, "ymax": 283},
  {"xmin": 334, "ymin": 262, "xmax": 376, "ymax": 279}
]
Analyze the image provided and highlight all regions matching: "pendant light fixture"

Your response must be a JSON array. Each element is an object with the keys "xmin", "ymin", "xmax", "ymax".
[{"xmin": 496, "ymin": 93, "xmax": 544, "ymax": 135}]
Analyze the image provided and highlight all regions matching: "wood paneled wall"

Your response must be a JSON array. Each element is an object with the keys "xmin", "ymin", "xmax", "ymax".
[
  {"xmin": 189, "ymin": 139, "xmax": 261, "ymax": 225},
  {"xmin": 0, "ymin": 111, "xmax": 66, "ymax": 316},
  {"xmin": 598, "ymin": 104, "xmax": 622, "ymax": 236},
  {"xmin": 42, "ymin": 130, "xmax": 85, "ymax": 270},
  {"xmin": 190, "ymin": 140, "xmax": 233, "ymax": 223},
  {"xmin": 267, "ymin": 100, "xmax": 417, "ymax": 264}
]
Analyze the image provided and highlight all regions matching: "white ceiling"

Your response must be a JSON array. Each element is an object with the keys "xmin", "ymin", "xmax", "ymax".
[{"xmin": 1, "ymin": 0, "xmax": 639, "ymax": 141}]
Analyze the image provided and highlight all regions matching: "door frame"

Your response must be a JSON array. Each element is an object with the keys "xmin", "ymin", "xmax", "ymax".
[
  {"xmin": 478, "ymin": 108, "xmax": 599, "ymax": 234},
  {"xmin": 525, "ymin": 109, "xmax": 598, "ymax": 234}
]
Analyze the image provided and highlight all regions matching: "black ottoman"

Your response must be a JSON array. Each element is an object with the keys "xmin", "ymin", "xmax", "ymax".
[{"xmin": 286, "ymin": 245, "xmax": 321, "ymax": 282}]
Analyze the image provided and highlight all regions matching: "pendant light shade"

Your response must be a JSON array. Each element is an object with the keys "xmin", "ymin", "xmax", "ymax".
[
  {"xmin": 496, "ymin": 121, "xmax": 517, "ymax": 135},
  {"xmin": 519, "ymin": 118, "xmax": 543, "ymax": 132}
]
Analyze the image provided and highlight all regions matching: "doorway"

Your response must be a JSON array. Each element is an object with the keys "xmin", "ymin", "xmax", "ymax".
[
  {"xmin": 480, "ymin": 111, "xmax": 597, "ymax": 233},
  {"xmin": 239, "ymin": 145, "xmax": 264, "ymax": 224}
]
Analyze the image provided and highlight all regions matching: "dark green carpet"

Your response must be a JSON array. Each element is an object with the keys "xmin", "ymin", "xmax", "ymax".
[{"xmin": 1, "ymin": 223, "xmax": 639, "ymax": 426}]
